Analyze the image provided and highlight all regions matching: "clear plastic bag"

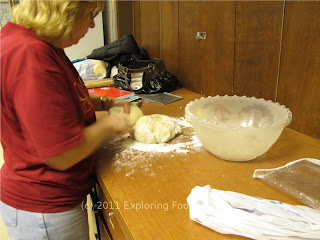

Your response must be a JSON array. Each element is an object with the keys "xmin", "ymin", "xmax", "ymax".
[
  {"xmin": 73, "ymin": 59, "xmax": 108, "ymax": 80},
  {"xmin": 253, "ymin": 158, "xmax": 320, "ymax": 209}
]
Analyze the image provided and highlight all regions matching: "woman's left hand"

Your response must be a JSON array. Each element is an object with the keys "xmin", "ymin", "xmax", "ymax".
[{"xmin": 111, "ymin": 98, "xmax": 130, "ymax": 114}]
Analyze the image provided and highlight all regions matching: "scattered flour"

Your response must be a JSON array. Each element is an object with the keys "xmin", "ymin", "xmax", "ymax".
[{"xmin": 105, "ymin": 117, "xmax": 203, "ymax": 177}]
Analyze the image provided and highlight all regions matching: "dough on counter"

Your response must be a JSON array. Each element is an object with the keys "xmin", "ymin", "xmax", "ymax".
[
  {"xmin": 109, "ymin": 105, "xmax": 144, "ymax": 126},
  {"xmin": 133, "ymin": 114, "xmax": 182, "ymax": 144}
]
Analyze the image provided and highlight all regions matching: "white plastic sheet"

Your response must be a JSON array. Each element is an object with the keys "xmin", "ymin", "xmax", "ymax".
[
  {"xmin": 73, "ymin": 59, "xmax": 107, "ymax": 80},
  {"xmin": 187, "ymin": 185, "xmax": 320, "ymax": 240}
]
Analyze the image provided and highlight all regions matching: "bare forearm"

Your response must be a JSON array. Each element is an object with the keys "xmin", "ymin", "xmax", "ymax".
[{"xmin": 44, "ymin": 115, "xmax": 129, "ymax": 171}]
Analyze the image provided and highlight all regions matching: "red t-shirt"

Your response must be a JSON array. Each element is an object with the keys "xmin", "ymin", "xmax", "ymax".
[{"xmin": 0, "ymin": 22, "xmax": 97, "ymax": 213}]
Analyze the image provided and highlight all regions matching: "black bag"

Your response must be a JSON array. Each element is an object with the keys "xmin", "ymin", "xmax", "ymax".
[
  {"xmin": 113, "ymin": 58, "xmax": 179, "ymax": 94},
  {"xmin": 87, "ymin": 34, "xmax": 150, "ymax": 66}
]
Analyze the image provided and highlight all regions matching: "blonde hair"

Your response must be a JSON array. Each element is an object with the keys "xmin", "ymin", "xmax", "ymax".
[{"xmin": 12, "ymin": 0, "xmax": 104, "ymax": 44}]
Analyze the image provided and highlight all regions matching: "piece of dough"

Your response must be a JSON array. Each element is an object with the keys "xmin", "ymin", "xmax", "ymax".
[
  {"xmin": 133, "ymin": 114, "xmax": 182, "ymax": 144},
  {"xmin": 109, "ymin": 105, "xmax": 144, "ymax": 126}
]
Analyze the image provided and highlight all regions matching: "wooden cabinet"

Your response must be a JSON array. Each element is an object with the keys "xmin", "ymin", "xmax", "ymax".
[
  {"xmin": 95, "ymin": 178, "xmax": 133, "ymax": 240},
  {"xmin": 97, "ymin": 217, "xmax": 111, "ymax": 240}
]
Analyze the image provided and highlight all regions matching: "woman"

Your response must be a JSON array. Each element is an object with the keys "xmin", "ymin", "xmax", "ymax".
[{"xmin": 0, "ymin": 1, "xmax": 131, "ymax": 239}]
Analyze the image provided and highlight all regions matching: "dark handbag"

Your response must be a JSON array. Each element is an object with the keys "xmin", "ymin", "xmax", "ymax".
[{"xmin": 113, "ymin": 58, "xmax": 179, "ymax": 94}]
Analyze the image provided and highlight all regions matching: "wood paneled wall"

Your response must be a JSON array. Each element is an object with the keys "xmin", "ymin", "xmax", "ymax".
[{"xmin": 133, "ymin": 0, "xmax": 320, "ymax": 139}]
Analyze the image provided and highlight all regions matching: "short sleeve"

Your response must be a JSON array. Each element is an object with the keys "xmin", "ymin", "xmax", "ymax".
[{"xmin": 13, "ymin": 67, "xmax": 85, "ymax": 160}]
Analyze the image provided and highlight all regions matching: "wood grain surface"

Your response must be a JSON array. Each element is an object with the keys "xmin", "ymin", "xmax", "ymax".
[
  {"xmin": 160, "ymin": 0, "xmax": 179, "ymax": 78},
  {"xmin": 199, "ymin": 1, "xmax": 235, "ymax": 97},
  {"xmin": 234, "ymin": 1, "xmax": 284, "ymax": 101},
  {"xmin": 133, "ymin": 0, "xmax": 141, "ymax": 45},
  {"xmin": 178, "ymin": 1, "xmax": 235, "ymax": 96},
  {"xmin": 178, "ymin": 1, "xmax": 203, "ymax": 93},
  {"xmin": 277, "ymin": 1, "xmax": 320, "ymax": 139},
  {"xmin": 139, "ymin": 1, "xmax": 160, "ymax": 59}
]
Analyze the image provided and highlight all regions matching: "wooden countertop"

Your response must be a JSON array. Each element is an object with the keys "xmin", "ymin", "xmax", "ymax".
[{"xmin": 95, "ymin": 88, "xmax": 320, "ymax": 240}]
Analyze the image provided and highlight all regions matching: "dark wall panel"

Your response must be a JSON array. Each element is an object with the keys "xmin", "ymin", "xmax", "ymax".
[
  {"xmin": 178, "ymin": 1, "xmax": 204, "ymax": 93},
  {"xmin": 139, "ymin": 1, "xmax": 161, "ymax": 59},
  {"xmin": 277, "ymin": 1, "xmax": 320, "ymax": 139},
  {"xmin": 234, "ymin": 1, "xmax": 284, "ymax": 101},
  {"xmin": 200, "ymin": 1, "xmax": 235, "ymax": 97},
  {"xmin": 160, "ymin": 1, "xmax": 179, "ymax": 78},
  {"xmin": 178, "ymin": 1, "xmax": 234, "ymax": 95},
  {"xmin": 133, "ymin": 0, "xmax": 141, "ymax": 44}
]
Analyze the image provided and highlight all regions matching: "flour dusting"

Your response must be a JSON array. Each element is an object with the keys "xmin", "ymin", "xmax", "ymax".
[{"xmin": 106, "ymin": 117, "xmax": 203, "ymax": 177}]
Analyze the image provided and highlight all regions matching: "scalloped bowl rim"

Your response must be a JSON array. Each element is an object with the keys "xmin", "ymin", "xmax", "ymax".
[{"xmin": 185, "ymin": 95, "xmax": 292, "ymax": 129}]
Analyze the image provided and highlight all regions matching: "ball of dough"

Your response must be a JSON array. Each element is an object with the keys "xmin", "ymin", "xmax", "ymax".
[
  {"xmin": 109, "ymin": 105, "xmax": 144, "ymax": 126},
  {"xmin": 133, "ymin": 114, "xmax": 182, "ymax": 144}
]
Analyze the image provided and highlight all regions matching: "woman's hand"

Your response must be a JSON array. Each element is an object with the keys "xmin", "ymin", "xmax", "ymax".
[
  {"xmin": 105, "ymin": 113, "xmax": 131, "ymax": 136},
  {"xmin": 111, "ymin": 98, "xmax": 130, "ymax": 114},
  {"xmin": 103, "ymin": 97, "xmax": 130, "ymax": 114}
]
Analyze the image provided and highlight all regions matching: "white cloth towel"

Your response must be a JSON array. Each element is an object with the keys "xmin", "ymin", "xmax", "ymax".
[{"xmin": 186, "ymin": 185, "xmax": 320, "ymax": 240}]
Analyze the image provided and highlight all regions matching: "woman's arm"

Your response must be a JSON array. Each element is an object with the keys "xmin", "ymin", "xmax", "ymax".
[
  {"xmin": 44, "ymin": 95, "xmax": 131, "ymax": 171},
  {"xmin": 44, "ymin": 113, "xmax": 130, "ymax": 171}
]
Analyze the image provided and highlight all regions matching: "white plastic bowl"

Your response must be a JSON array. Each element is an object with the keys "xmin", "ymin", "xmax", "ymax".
[{"xmin": 185, "ymin": 95, "xmax": 292, "ymax": 161}]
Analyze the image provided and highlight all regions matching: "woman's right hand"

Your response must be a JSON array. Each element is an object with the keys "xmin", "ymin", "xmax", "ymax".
[{"xmin": 105, "ymin": 113, "xmax": 131, "ymax": 136}]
